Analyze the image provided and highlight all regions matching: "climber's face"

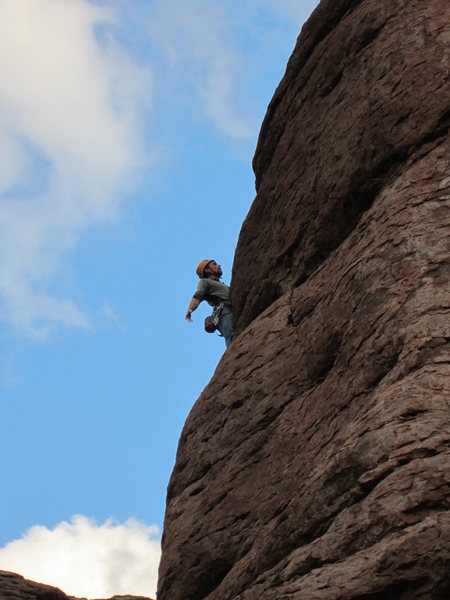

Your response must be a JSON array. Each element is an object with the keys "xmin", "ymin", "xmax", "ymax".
[{"xmin": 205, "ymin": 260, "xmax": 222, "ymax": 278}]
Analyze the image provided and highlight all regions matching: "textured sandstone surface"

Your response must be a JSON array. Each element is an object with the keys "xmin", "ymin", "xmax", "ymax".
[
  {"xmin": 233, "ymin": 0, "xmax": 449, "ymax": 333},
  {"xmin": 0, "ymin": 571, "xmax": 153, "ymax": 600},
  {"xmin": 158, "ymin": 0, "xmax": 449, "ymax": 598}
]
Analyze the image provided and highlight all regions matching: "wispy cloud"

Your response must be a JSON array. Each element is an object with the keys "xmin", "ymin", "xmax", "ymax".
[
  {"xmin": 145, "ymin": 0, "xmax": 312, "ymax": 143},
  {"xmin": 100, "ymin": 301, "xmax": 126, "ymax": 332},
  {"xmin": 0, "ymin": 355, "xmax": 17, "ymax": 388},
  {"xmin": 147, "ymin": 0, "xmax": 254, "ymax": 141},
  {"xmin": 0, "ymin": 0, "xmax": 150, "ymax": 340},
  {"xmin": 0, "ymin": 515, "xmax": 161, "ymax": 598},
  {"xmin": 0, "ymin": 0, "xmax": 317, "ymax": 342}
]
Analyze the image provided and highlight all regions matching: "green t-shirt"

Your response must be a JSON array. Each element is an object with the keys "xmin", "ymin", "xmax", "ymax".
[{"xmin": 193, "ymin": 278, "xmax": 231, "ymax": 307}]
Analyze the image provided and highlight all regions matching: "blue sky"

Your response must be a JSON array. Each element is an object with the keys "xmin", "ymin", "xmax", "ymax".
[{"xmin": 0, "ymin": 1, "xmax": 319, "ymax": 596}]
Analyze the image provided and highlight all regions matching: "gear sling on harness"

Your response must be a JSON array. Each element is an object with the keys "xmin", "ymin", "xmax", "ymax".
[{"xmin": 204, "ymin": 303, "xmax": 224, "ymax": 333}]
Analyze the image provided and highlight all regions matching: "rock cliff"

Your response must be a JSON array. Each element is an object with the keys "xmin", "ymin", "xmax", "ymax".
[{"xmin": 158, "ymin": 0, "xmax": 450, "ymax": 598}]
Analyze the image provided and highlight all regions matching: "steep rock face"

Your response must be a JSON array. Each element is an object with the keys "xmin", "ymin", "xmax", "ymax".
[
  {"xmin": 0, "ymin": 571, "xmax": 153, "ymax": 600},
  {"xmin": 157, "ymin": 0, "xmax": 450, "ymax": 599},
  {"xmin": 232, "ymin": 0, "xmax": 449, "ymax": 333}
]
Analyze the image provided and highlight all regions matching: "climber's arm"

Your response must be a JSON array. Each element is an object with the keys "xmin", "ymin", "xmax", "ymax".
[{"xmin": 185, "ymin": 297, "xmax": 200, "ymax": 322}]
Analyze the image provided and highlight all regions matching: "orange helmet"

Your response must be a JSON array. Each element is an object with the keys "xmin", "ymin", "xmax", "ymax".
[{"xmin": 196, "ymin": 259, "xmax": 213, "ymax": 278}]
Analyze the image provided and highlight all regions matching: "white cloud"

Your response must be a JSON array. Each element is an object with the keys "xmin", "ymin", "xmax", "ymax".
[
  {"xmin": 0, "ymin": 0, "xmax": 150, "ymax": 340},
  {"xmin": 0, "ymin": 515, "xmax": 161, "ymax": 598}
]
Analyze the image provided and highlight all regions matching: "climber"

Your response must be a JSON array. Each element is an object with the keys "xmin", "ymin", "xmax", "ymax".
[{"xmin": 185, "ymin": 259, "xmax": 235, "ymax": 347}]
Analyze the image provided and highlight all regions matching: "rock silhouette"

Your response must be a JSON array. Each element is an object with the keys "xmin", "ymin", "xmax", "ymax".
[
  {"xmin": 0, "ymin": 571, "xmax": 153, "ymax": 600},
  {"xmin": 157, "ymin": 0, "xmax": 450, "ymax": 598}
]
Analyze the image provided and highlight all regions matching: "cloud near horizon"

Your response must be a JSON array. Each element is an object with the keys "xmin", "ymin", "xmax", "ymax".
[
  {"xmin": 0, "ymin": 0, "xmax": 150, "ymax": 340},
  {"xmin": 0, "ymin": 515, "xmax": 161, "ymax": 598}
]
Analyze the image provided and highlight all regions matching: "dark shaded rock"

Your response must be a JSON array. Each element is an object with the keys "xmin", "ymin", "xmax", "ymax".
[
  {"xmin": 0, "ymin": 571, "xmax": 67, "ymax": 600},
  {"xmin": 0, "ymin": 571, "xmax": 153, "ymax": 600},
  {"xmin": 157, "ymin": 0, "xmax": 450, "ymax": 598}
]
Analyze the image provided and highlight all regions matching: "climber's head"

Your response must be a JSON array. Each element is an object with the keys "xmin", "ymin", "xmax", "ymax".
[{"xmin": 196, "ymin": 259, "xmax": 222, "ymax": 279}]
